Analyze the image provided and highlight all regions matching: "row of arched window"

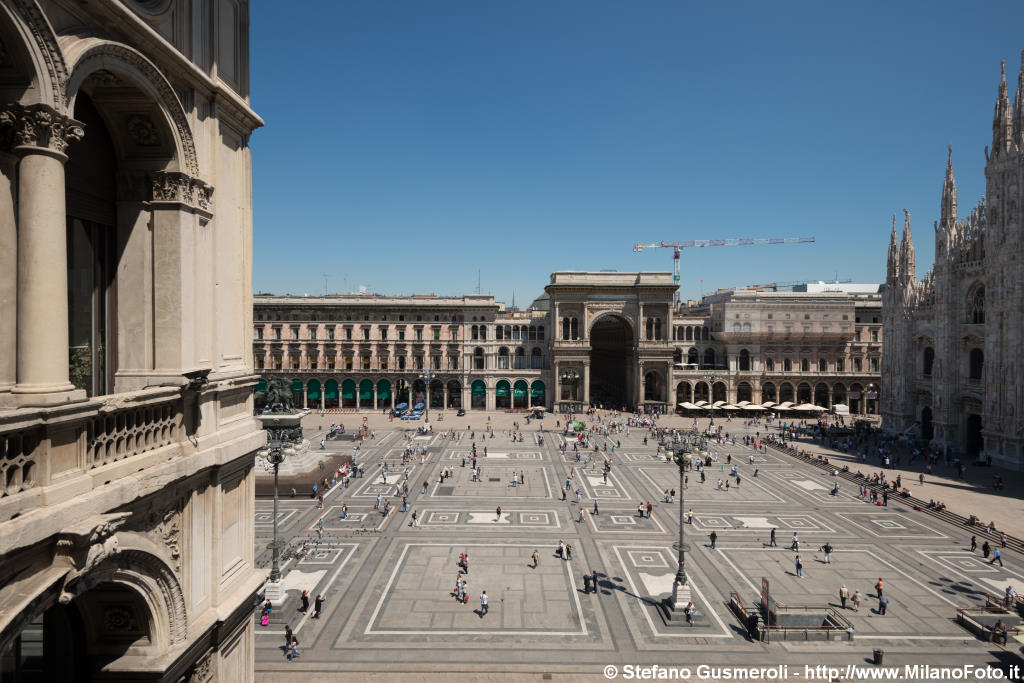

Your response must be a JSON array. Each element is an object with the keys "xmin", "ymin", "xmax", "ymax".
[
  {"xmin": 471, "ymin": 346, "xmax": 546, "ymax": 370},
  {"xmin": 471, "ymin": 324, "xmax": 546, "ymax": 341},
  {"xmin": 672, "ymin": 326, "xmax": 711, "ymax": 341}
]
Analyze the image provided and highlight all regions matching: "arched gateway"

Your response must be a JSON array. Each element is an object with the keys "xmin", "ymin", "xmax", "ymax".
[{"xmin": 589, "ymin": 314, "xmax": 634, "ymax": 408}]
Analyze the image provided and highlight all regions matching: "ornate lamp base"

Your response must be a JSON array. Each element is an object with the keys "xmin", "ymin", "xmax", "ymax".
[{"xmin": 264, "ymin": 579, "xmax": 285, "ymax": 607}]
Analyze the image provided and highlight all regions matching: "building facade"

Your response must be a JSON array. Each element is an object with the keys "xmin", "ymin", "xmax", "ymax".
[
  {"xmin": 882, "ymin": 55, "xmax": 1024, "ymax": 469},
  {"xmin": 0, "ymin": 1, "xmax": 264, "ymax": 680},
  {"xmin": 255, "ymin": 274, "xmax": 882, "ymax": 418}
]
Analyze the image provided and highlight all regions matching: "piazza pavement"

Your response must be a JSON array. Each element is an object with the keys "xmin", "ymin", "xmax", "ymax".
[{"xmin": 253, "ymin": 410, "xmax": 1024, "ymax": 681}]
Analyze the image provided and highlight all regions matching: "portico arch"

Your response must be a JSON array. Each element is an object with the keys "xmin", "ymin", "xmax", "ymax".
[{"xmin": 588, "ymin": 313, "xmax": 634, "ymax": 408}]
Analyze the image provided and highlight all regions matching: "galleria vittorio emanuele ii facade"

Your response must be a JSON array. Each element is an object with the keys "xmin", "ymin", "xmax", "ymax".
[
  {"xmin": 255, "ymin": 273, "xmax": 884, "ymax": 419},
  {"xmin": 0, "ymin": 0, "xmax": 264, "ymax": 679},
  {"xmin": 882, "ymin": 55, "xmax": 1024, "ymax": 470}
]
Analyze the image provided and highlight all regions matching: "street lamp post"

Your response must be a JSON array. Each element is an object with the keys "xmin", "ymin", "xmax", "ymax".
[
  {"xmin": 703, "ymin": 373, "xmax": 718, "ymax": 429},
  {"xmin": 663, "ymin": 434, "xmax": 701, "ymax": 623},
  {"xmin": 264, "ymin": 440, "xmax": 286, "ymax": 603},
  {"xmin": 423, "ymin": 369, "xmax": 430, "ymax": 423}
]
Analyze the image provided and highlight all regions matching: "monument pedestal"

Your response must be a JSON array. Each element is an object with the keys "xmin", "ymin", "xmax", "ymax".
[
  {"xmin": 660, "ymin": 581, "xmax": 704, "ymax": 627},
  {"xmin": 264, "ymin": 579, "xmax": 285, "ymax": 607}
]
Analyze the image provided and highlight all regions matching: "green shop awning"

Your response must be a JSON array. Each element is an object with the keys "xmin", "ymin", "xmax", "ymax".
[
  {"xmin": 495, "ymin": 381, "xmax": 510, "ymax": 397},
  {"xmin": 324, "ymin": 380, "xmax": 339, "ymax": 399},
  {"xmin": 255, "ymin": 379, "xmax": 267, "ymax": 395},
  {"xmin": 341, "ymin": 379, "xmax": 356, "ymax": 399},
  {"xmin": 471, "ymin": 380, "xmax": 486, "ymax": 397},
  {"xmin": 530, "ymin": 381, "xmax": 545, "ymax": 398},
  {"xmin": 359, "ymin": 380, "xmax": 373, "ymax": 400},
  {"xmin": 377, "ymin": 380, "xmax": 391, "ymax": 400},
  {"xmin": 513, "ymin": 381, "xmax": 528, "ymax": 398},
  {"xmin": 307, "ymin": 379, "xmax": 321, "ymax": 399}
]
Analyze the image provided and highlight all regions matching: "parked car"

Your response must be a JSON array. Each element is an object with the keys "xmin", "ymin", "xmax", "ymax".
[{"xmin": 456, "ymin": 408, "xmax": 466, "ymax": 417}]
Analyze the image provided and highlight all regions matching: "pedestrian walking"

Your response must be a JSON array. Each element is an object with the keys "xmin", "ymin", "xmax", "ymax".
[
  {"xmin": 532, "ymin": 549, "xmax": 540, "ymax": 568},
  {"xmin": 709, "ymin": 530, "xmax": 718, "ymax": 549},
  {"xmin": 991, "ymin": 548, "xmax": 1004, "ymax": 566},
  {"xmin": 820, "ymin": 542, "xmax": 833, "ymax": 564},
  {"xmin": 287, "ymin": 632, "xmax": 301, "ymax": 661},
  {"xmin": 284, "ymin": 625, "xmax": 293, "ymax": 654},
  {"xmin": 971, "ymin": 535, "xmax": 977, "ymax": 552},
  {"xmin": 496, "ymin": 506, "xmax": 502, "ymax": 521},
  {"xmin": 583, "ymin": 573, "xmax": 591, "ymax": 593},
  {"xmin": 983, "ymin": 541, "xmax": 992, "ymax": 558},
  {"xmin": 593, "ymin": 500, "xmax": 599, "ymax": 515},
  {"xmin": 878, "ymin": 594, "xmax": 889, "ymax": 615},
  {"xmin": 687, "ymin": 508, "xmax": 694, "ymax": 524},
  {"xmin": 566, "ymin": 543, "xmax": 572, "ymax": 561},
  {"xmin": 839, "ymin": 584, "xmax": 849, "ymax": 609},
  {"xmin": 875, "ymin": 578, "xmax": 884, "ymax": 600},
  {"xmin": 480, "ymin": 591, "xmax": 488, "ymax": 615},
  {"xmin": 769, "ymin": 528, "xmax": 777, "ymax": 547},
  {"xmin": 791, "ymin": 533, "xmax": 799, "ymax": 551},
  {"xmin": 795, "ymin": 554, "xmax": 803, "ymax": 578},
  {"xmin": 851, "ymin": 590, "xmax": 861, "ymax": 611},
  {"xmin": 313, "ymin": 594, "xmax": 324, "ymax": 619},
  {"xmin": 592, "ymin": 569, "xmax": 599, "ymax": 593},
  {"xmin": 300, "ymin": 589, "xmax": 310, "ymax": 613}
]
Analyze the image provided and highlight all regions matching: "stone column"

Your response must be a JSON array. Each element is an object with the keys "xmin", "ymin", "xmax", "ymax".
[
  {"xmin": 5, "ymin": 105, "xmax": 84, "ymax": 402},
  {"xmin": 0, "ymin": 149, "xmax": 16, "ymax": 397},
  {"xmin": 583, "ymin": 362, "xmax": 591, "ymax": 406},
  {"xmin": 553, "ymin": 362, "xmax": 560, "ymax": 410}
]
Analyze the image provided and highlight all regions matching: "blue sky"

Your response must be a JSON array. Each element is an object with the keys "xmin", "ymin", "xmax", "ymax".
[{"xmin": 251, "ymin": 1, "xmax": 1024, "ymax": 305}]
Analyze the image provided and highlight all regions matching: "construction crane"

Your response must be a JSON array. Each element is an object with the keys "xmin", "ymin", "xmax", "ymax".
[{"xmin": 633, "ymin": 237, "xmax": 816, "ymax": 306}]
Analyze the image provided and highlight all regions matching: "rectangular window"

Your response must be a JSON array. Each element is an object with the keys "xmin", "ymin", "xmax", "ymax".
[
  {"xmin": 416, "ymin": 328, "xmax": 423, "ymax": 341},
  {"xmin": 380, "ymin": 326, "xmax": 388, "ymax": 341},
  {"xmin": 398, "ymin": 356, "xmax": 406, "ymax": 370},
  {"xmin": 310, "ymin": 356, "xmax": 318, "ymax": 370},
  {"xmin": 432, "ymin": 355, "xmax": 441, "ymax": 370},
  {"xmin": 379, "ymin": 357, "xmax": 388, "ymax": 370},
  {"xmin": 414, "ymin": 356, "xmax": 423, "ymax": 370},
  {"xmin": 256, "ymin": 327, "xmax": 263, "ymax": 340},
  {"xmin": 362, "ymin": 356, "xmax": 370, "ymax": 370},
  {"xmin": 854, "ymin": 358, "xmax": 862, "ymax": 372},
  {"xmin": 362, "ymin": 327, "xmax": 370, "ymax": 341},
  {"xmin": 274, "ymin": 327, "xmax": 281, "ymax": 341},
  {"xmin": 327, "ymin": 356, "xmax": 335, "ymax": 369},
  {"xmin": 345, "ymin": 356, "xmax": 353, "ymax": 370},
  {"xmin": 498, "ymin": 355, "xmax": 509, "ymax": 369},
  {"xmin": 399, "ymin": 328, "xmax": 406, "ymax": 341},
  {"xmin": 345, "ymin": 327, "xmax": 352, "ymax": 341},
  {"xmin": 433, "ymin": 328, "xmax": 440, "ymax": 341},
  {"xmin": 835, "ymin": 358, "xmax": 844, "ymax": 372},
  {"xmin": 871, "ymin": 330, "xmax": 879, "ymax": 342},
  {"xmin": 450, "ymin": 356, "xmax": 459, "ymax": 370},
  {"xmin": 870, "ymin": 357, "xmax": 879, "ymax": 373},
  {"xmin": 273, "ymin": 356, "xmax": 282, "ymax": 370},
  {"xmin": 327, "ymin": 326, "xmax": 335, "ymax": 341},
  {"xmin": 255, "ymin": 356, "xmax": 265, "ymax": 369},
  {"xmin": 291, "ymin": 326, "xmax": 299, "ymax": 340},
  {"xmin": 291, "ymin": 355, "xmax": 299, "ymax": 369}
]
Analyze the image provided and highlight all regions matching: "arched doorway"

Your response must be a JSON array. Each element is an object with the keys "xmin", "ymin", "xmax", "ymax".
[
  {"xmin": 530, "ymin": 380, "xmax": 545, "ymax": 407},
  {"xmin": 495, "ymin": 380, "xmax": 511, "ymax": 409},
  {"xmin": 737, "ymin": 382, "xmax": 752, "ymax": 403},
  {"xmin": 779, "ymin": 383, "xmax": 794, "ymax": 404},
  {"xmin": 849, "ymin": 383, "xmax": 863, "ymax": 414},
  {"xmin": 676, "ymin": 382, "xmax": 692, "ymax": 406},
  {"xmin": 712, "ymin": 382, "xmax": 726, "ymax": 403},
  {"xmin": 832, "ymin": 383, "xmax": 846, "ymax": 407},
  {"xmin": 307, "ymin": 379, "xmax": 322, "ymax": 409},
  {"xmin": 921, "ymin": 406, "xmax": 934, "ymax": 441},
  {"xmin": 429, "ymin": 379, "xmax": 444, "ymax": 408},
  {"xmin": 395, "ymin": 379, "xmax": 410, "ymax": 406},
  {"xmin": 513, "ymin": 380, "xmax": 529, "ymax": 409},
  {"xmin": 324, "ymin": 379, "xmax": 339, "ymax": 409},
  {"xmin": 965, "ymin": 413, "xmax": 983, "ymax": 456},
  {"xmin": 761, "ymin": 382, "xmax": 777, "ymax": 403},
  {"xmin": 290, "ymin": 379, "xmax": 304, "ymax": 407},
  {"xmin": 446, "ymin": 380, "xmax": 461, "ymax": 408},
  {"xmin": 797, "ymin": 383, "xmax": 811, "ymax": 404},
  {"xmin": 694, "ymin": 381, "xmax": 710, "ymax": 403},
  {"xmin": 358, "ymin": 379, "xmax": 374, "ymax": 408},
  {"xmin": 814, "ymin": 383, "xmax": 829, "ymax": 407},
  {"xmin": 377, "ymin": 379, "xmax": 392, "ymax": 408},
  {"xmin": 589, "ymin": 315, "xmax": 634, "ymax": 408},
  {"xmin": 341, "ymin": 379, "xmax": 356, "ymax": 408},
  {"xmin": 471, "ymin": 380, "xmax": 486, "ymax": 410}
]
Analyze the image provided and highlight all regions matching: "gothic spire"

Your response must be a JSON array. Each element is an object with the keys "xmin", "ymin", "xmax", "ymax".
[
  {"xmin": 993, "ymin": 59, "xmax": 1013, "ymax": 155},
  {"xmin": 886, "ymin": 213, "xmax": 900, "ymax": 284},
  {"xmin": 899, "ymin": 208, "xmax": 915, "ymax": 283},
  {"xmin": 1015, "ymin": 50, "xmax": 1024, "ymax": 142},
  {"xmin": 940, "ymin": 144, "xmax": 957, "ymax": 226}
]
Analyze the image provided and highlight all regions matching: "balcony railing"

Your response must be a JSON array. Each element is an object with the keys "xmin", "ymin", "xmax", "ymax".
[{"xmin": 87, "ymin": 399, "xmax": 183, "ymax": 468}]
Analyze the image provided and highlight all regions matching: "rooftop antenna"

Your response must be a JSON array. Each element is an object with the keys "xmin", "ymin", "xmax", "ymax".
[
  {"xmin": 344, "ymin": 273, "xmax": 349, "ymax": 294},
  {"xmin": 322, "ymin": 274, "xmax": 329, "ymax": 296},
  {"xmin": 476, "ymin": 269, "xmax": 481, "ymax": 295}
]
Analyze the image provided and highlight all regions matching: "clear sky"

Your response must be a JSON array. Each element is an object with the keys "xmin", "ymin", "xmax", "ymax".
[{"xmin": 251, "ymin": 0, "xmax": 1024, "ymax": 305}]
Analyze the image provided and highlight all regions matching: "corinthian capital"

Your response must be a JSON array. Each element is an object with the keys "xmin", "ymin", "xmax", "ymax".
[
  {"xmin": 151, "ymin": 170, "xmax": 214, "ymax": 213},
  {"xmin": 0, "ymin": 103, "xmax": 84, "ymax": 156}
]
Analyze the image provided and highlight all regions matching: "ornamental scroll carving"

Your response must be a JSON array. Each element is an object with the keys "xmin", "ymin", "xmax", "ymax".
[
  {"xmin": 151, "ymin": 170, "xmax": 213, "ymax": 213},
  {"xmin": 0, "ymin": 103, "xmax": 84, "ymax": 154},
  {"xmin": 54, "ymin": 513, "xmax": 130, "ymax": 604}
]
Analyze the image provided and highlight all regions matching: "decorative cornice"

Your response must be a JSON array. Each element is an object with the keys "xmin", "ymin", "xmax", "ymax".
[
  {"xmin": 151, "ymin": 170, "xmax": 213, "ymax": 214},
  {"xmin": 0, "ymin": 103, "xmax": 83, "ymax": 157}
]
